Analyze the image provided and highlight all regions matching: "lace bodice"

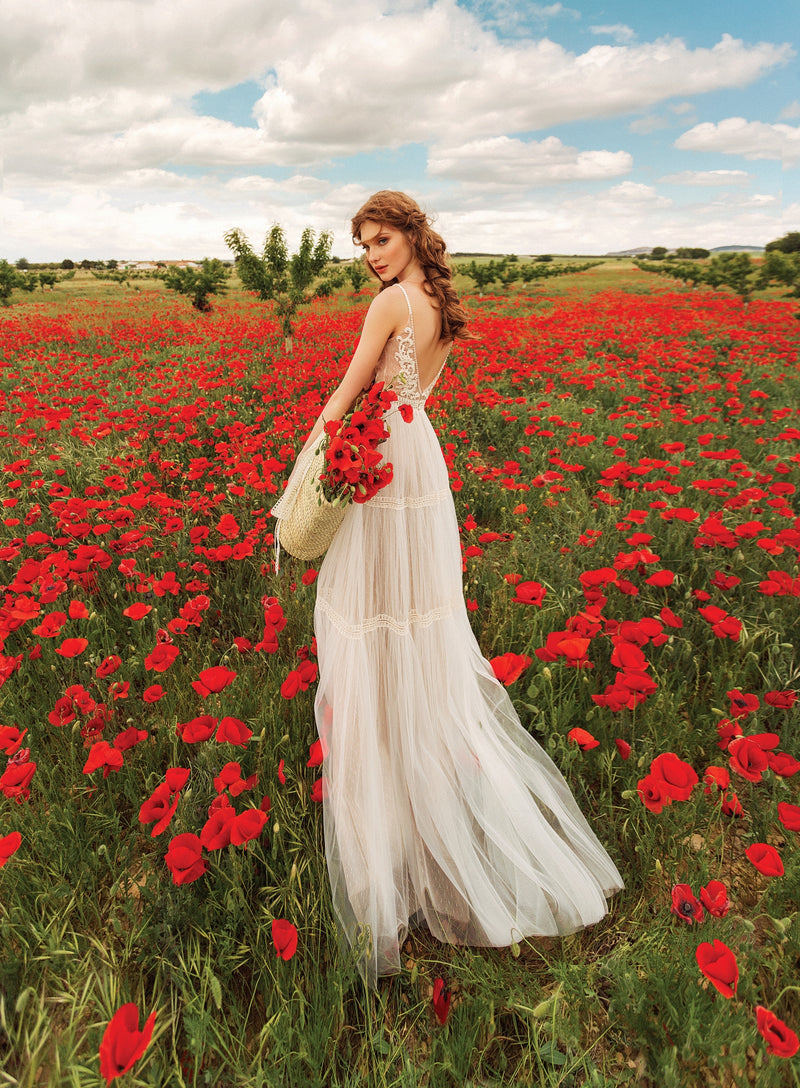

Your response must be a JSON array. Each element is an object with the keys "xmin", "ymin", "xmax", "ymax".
[{"xmin": 372, "ymin": 284, "xmax": 450, "ymax": 410}]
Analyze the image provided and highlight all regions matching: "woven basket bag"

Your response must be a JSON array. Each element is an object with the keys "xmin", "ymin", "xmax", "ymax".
[{"xmin": 277, "ymin": 442, "xmax": 347, "ymax": 562}]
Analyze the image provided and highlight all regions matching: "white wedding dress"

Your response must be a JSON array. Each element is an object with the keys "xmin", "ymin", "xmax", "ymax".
[{"xmin": 275, "ymin": 283, "xmax": 622, "ymax": 985}]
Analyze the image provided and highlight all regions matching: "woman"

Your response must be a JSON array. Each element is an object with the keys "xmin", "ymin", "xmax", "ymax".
[{"xmin": 274, "ymin": 191, "xmax": 622, "ymax": 985}]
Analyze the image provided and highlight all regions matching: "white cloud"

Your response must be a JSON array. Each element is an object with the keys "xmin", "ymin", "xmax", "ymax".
[
  {"xmin": 629, "ymin": 115, "xmax": 670, "ymax": 134},
  {"xmin": 675, "ymin": 117, "xmax": 800, "ymax": 165},
  {"xmin": 590, "ymin": 24, "xmax": 636, "ymax": 44},
  {"xmin": 778, "ymin": 100, "xmax": 800, "ymax": 120},
  {"xmin": 658, "ymin": 169, "xmax": 751, "ymax": 186},
  {"xmin": 0, "ymin": 1, "xmax": 793, "ymax": 261},
  {"xmin": 428, "ymin": 135, "xmax": 632, "ymax": 187}
]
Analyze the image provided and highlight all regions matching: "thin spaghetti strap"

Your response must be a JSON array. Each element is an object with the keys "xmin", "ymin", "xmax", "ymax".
[{"xmin": 395, "ymin": 282, "xmax": 414, "ymax": 331}]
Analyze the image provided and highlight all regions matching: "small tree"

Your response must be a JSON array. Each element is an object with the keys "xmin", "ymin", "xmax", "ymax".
[
  {"xmin": 344, "ymin": 259, "xmax": 371, "ymax": 294},
  {"xmin": 650, "ymin": 246, "xmax": 668, "ymax": 260},
  {"xmin": 765, "ymin": 231, "xmax": 800, "ymax": 255},
  {"xmin": 0, "ymin": 259, "xmax": 17, "ymax": 305},
  {"xmin": 456, "ymin": 259, "xmax": 507, "ymax": 296},
  {"xmin": 224, "ymin": 224, "xmax": 340, "ymax": 352},
  {"xmin": 757, "ymin": 250, "xmax": 800, "ymax": 298},
  {"xmin": 162, "ymin": 259, "xmax": 229, "ymax": 312}
]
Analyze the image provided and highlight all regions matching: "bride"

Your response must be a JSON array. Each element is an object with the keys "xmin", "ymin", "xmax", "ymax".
[{"xmin": 273, "ymin": 191, "xmax": 622, "ymax": 985}]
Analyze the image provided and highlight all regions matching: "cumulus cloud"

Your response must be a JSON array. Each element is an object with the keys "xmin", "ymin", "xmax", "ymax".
[
  {"xmin": 428, "ymin": 135, "xmax": 632, "ymax": 188},
  {"xmin": 675, "ymin": 117, "xmax": 800, "ymax": 165},
  {"xmin": 0, "ymin": 1, "xmax": 793, "ymax": 260},
  {"xmin": 658, "ymin": 169, "xmax": 751, "ymax": 186},
  {"xmin": 590, "ymin": 24, "xmax": 636, "ymax": 44}
]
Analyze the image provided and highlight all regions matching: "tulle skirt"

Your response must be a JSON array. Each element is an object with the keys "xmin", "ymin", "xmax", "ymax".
[{"xmin": 313, "ymin": 408, "xmax": 622, "ymax": 984}]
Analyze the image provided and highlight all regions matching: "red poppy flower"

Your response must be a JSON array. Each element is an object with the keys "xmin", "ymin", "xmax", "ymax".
[
  {"xmin": 568, "ymin": 727, "xmax": 599, "ymax": 751},
  {"xmin": 114, "ymin": 727, "xmax": 147, "ymax": 752},
  {"xmin": 164, "ymin": 833, "xmax": 207, "ymax": 885},
  {"xmin": 138, "ymin": 783, "xmax": 180, "ymax": 837},
  {"xmin": 614, "ymin": 738, "xmax": 631, "ymax": 760},
  {"xmin": 272, "ymin": 918, "xmax": 298, "ymax": 960},
  {"xmin": 399, "ymin": 403, "xmax": 414, "ymax": 423},
  {"xmin": 727, "ymin": 689, "xmax": 759, "ymax": 719},
  {"xmin": 306, "ymin": 738, "xmax": 327, "ymax": 767},
  {"xmin": 745, "ymin": 842, "xmax": 784, "ymax": 877},
  {"xmin": 68, "ymin": 600, "xmax": 89, "ymax": 619},
  {"xmin": 512, "ymin": 581, "xmax": 546, "ymax": 605},
  {"xmin": 703, "ymin": 765, "xmax": 730, "ymax": 794},
  {"xmin": 0, "ymin": 831, "xmax": 22, "ymax": 868},
  {"xmin": 55, "ymin": 637, "xmax": 88, "ymax": 658},
  {"xmin": 177, "ymin": 715, "xmax": 217, "ymax": 743},
  {"xmin": 649, "ymin": 752, "xmax": 698, "ymax": 801},
  {"xmin": 99, "ymin": 1003, "xmax": 157, "ymax": 1085},
  {"xmin": 777, "ymin": 801, "xmax": 800, "ymax": 832},
  {"xmin": 727, "ymin": 736, "xmax": 771, "ymax": 782},
  {"xmin": 696, "ymin": 939, "xmax": 738, "ymax": 998},
  {"xmin": 699, "ymin": 880, "xmax": 730, "ymax": 918},
  {"xmin": 144, "ymin": 643, "xmax": 179, "ymax": 672},
  {"xmin": 277, "ymin": 759, "xmax": 286, "ymax": 784},
  {"xmin": 0, "ymin": 758, "xmax": 36, "ymax": 801},
  {"xmin": 215, "ymin": 716, "xmax": 252, "ymax": 747},
  {"xmin": 82, "ymin": 741, "xmax": 124, "ymax": 778},
  {"xmin": 671, "ymin": 884, "xmax": 704, "ymax": 924},
  {"xmin": 123, "ymin": 603, "xmax": 152, "ymax": 620},
  {"xmin": 230, "ymin": 808, "xmax": 268, "ymax": 846},
  {"xmin": 96, "ymin": 655, "xmax": 122, "ymax": 679},
  {"xmin": 755, "ymin": 1006, "xmax": 799, "ymax": 1058},
  {"xmin": 764, "ymin": 690, "xmax": 796, "ymax": 709},
  {"xmin": 637, "ymin": 773, "xmax": 672, "ymax": 814},
  {"xmin": 432, "ymin": 978, "xmax": 452, "ymax": 1025},
  {"xmin": 768, "ymin": 751, "xmax": 800, "ymax": 777},
  {"xmin": 142, "ymin": 684, "xmax": 163, "ymax": 703},
  {"xmin": 200, "ymin": 807, "xmax": 235, "ymax": 850},
  {"xmin": 191, "ymin": 665, "xmax": 237, "ymax": 697},
  {"xmin": 310, "ymin": 776, "xmax": 328, "ymax": 803},
  {"xmin": 0, "ymin": 725, "xmax": 27, "ymax": 756},
  {"xmin": 490, "ymin": 652, "xmax": 532, "ymax": 686}
]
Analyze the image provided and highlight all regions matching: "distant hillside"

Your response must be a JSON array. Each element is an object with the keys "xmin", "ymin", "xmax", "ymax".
[
  {"xmin": 605, "ymin": 247, "xmax": 652, "ymax": 257},
  {"xmin": 606, "ymin": 244, "xmax": 765, "ymax": 257}
]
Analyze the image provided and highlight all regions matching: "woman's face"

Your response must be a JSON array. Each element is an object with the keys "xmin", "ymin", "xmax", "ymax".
[{"xmin": 357, "ymin": 220, "xmax": 421, "ymax": 283}]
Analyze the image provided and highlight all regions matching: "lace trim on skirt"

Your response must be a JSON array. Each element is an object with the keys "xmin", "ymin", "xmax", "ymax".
[
  {"xmin": 367, "ymin": 487, "xmax": 450, "ymax": 510},
  {"xmin": 316, "ymin": 593, "xmax": 462, "ymax": 637}
]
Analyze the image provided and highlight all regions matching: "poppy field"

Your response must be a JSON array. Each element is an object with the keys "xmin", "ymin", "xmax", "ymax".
[{"xmin": 0, "ymin": 269, "xmax": 799, "ymax": 1086}]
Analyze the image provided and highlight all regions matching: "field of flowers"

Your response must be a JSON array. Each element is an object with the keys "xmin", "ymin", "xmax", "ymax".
[{"xmin": 0, "ymin": 270, "xmax": 798, "ymax": 1087}]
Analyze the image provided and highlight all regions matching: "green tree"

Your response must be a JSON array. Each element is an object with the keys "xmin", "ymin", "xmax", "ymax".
[
  {"xmin": 0, "ymin": 259, "xmax": 17, "ymax": 305},
  {"xmin": 650, "ymin": 246, "xmax": 668, "ymax": 260},
  {"xmin": 15, "ymin": 257, "xmax": 30, "ymax": 270},
  {"xmin": 757, "ymin": 249, "xmax": 800, "ymax": 298},
  {"xmin": 61, "ymin": 258, "xmax": 75, "ymax": 270},
  {"xmin": 344, "ymin": 259, "xmax": 371, "ymax": 294},
  {"xmin": 224, "ymin": 224, "xmax": 339, "ymax": 352},
  {"xmin": 162, "ymin": 259, "xmax": 229, "ymax": 312},
  {"xmin": 704, "ymin": 252, "xmax": 754, "ymax": 300},
  {"xmin": 456, "ymin": 258, "xmax": 507, "ymax": 296},
  {"xmin": 38, "ymin": 271, "xmax": 58, "ymax": 291},
  {"xmin": 765, "ymin": 231, "xmax": 800, "ymax": 254}
]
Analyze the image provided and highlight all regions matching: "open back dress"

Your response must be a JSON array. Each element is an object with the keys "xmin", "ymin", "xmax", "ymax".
[{"xmin": 277, "ymin": 281, "xmax": 622, "ymax": 985}]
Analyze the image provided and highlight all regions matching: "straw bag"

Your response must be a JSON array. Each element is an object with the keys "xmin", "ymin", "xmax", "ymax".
[{"xmin": 276, "ymin": 442, "xmax": 346, "ymax": 563}]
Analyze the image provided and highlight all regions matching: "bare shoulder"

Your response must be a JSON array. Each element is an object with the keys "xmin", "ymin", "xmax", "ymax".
[{"xmin": 365, "ymin": 284, "xmax": 408, "ymax": 331}]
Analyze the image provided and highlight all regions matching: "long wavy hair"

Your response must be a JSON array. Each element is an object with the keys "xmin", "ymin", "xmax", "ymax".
[{"xmin": 351, "ymin": 191, "xmax": 473, "ymax": 342}]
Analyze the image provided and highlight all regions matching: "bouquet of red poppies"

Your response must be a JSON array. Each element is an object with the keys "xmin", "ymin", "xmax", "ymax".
[{"xmin": 315, "ymin": 381, "xmax": 412, "ymax": 506}]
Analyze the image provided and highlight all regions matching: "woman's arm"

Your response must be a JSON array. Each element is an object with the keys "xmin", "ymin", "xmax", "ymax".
[{"xmin": 299, "ymin": 287, "xmax": 405, "ymax": 455}]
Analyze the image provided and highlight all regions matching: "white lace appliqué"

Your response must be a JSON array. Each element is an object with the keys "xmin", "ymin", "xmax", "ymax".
[{"xmin": 316, "ymin": 593, "xmax": 461, "ymax": 638}]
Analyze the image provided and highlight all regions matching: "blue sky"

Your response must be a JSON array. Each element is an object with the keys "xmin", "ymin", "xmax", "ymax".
[{"xmin": 1, "ymin": 0, "xmax": 796, "ymax": 260}]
